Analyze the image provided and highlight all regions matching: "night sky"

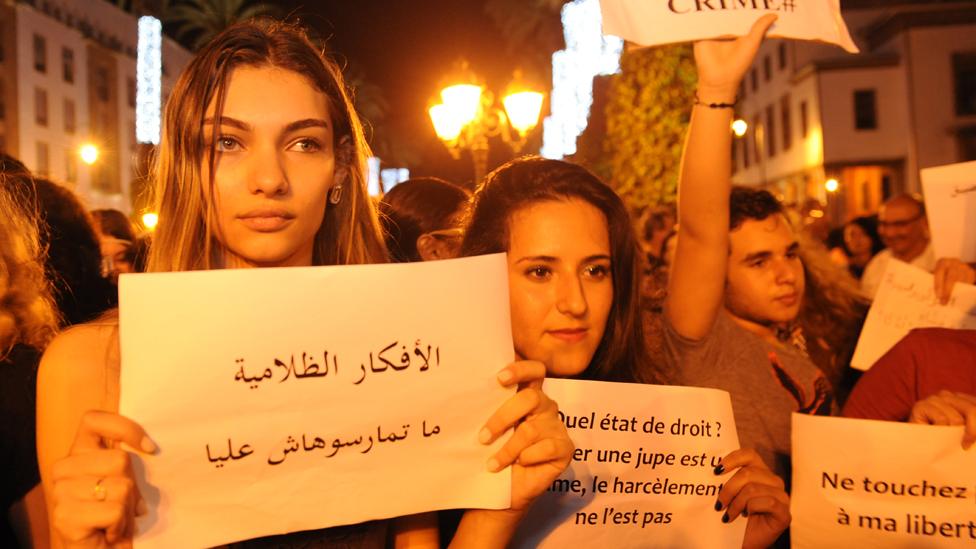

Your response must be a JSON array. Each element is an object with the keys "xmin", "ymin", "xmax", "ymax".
[{"xmin": 278, "ymin": 0, "xmax": 542, "ymax": 186}]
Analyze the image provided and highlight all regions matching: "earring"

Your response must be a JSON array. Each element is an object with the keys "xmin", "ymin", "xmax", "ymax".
[{"xmin": 329, "ymin": 185, "xmax": 343, "ymax": 205}]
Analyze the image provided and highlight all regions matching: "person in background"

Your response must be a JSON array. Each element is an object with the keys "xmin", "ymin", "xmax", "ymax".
[
  {"xmin": 0, "ymin": 179, "xmax": 58, "ymax": 548},
  {"xmin": 842, "ymin": 216, "xmax": 883, "ymax": 280},
  {"xmin": 378, "ymin": 177, "xmax": 470, "ymax": 263},
  {"xmin": 860, "ymin": 194, "xmax": 934, "ymax": 298},
  {"xmin": 90, "ymin": 209, "xmax": 137, "ymax": 281}
]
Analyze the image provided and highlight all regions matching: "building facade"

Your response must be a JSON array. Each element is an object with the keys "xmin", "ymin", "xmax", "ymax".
[
  {"xmin": 0, "ymin": 0, "xmax": 191, "ymax": 214},
  {"xmin": 731, "ymin": 0, "xmax": 976, "ymax": 222}
]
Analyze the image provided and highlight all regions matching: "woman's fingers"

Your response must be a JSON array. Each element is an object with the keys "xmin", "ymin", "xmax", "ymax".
[
  {"xmin": 497, "ymin": 360, "xmax": 547, "ymax": 390},
  {"xmin": 480, "ymin": 386, "xmax": 554, "ymax": 445},
  {"xmin": 52, "ymin": 499, "xmax": 129, "ymax": 543},
  {"xmin": 71, "ymin": 410, "xmax": 156, "ymax": 455},
  {"xmin": 723, "ymin": 482, "xmax": 789, "ymax": 522},
  {"xmin": 51, "ymin": 448, "xmax": 132, "ymax": 481}
]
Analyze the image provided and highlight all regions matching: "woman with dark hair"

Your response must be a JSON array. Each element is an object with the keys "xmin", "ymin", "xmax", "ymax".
[
  {"xmin": 378, "ymin": 177, "xmax": 470, "ymax": 262},
  {"xmin": 842, "ymin": 216, "xmax": 883, "ymax": 280},
  {"xmin": 38, "ymin": 18, "xmax": 570, "ymax": 548}
]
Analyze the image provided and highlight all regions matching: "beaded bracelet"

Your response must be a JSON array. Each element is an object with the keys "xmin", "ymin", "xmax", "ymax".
[{"xmin": 693, "ymin": 92, "xmax": 737, "ymax": 110}]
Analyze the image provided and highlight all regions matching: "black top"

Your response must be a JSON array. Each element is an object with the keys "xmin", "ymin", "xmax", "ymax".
[{"xmin": 0, "ymin": 344, "xmax": 42, "ymax": 547}]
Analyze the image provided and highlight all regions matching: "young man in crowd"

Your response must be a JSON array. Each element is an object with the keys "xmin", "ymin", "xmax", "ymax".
[{"xmin": 860, "ymin": 194, "xmax": 935, "ymax": 298}]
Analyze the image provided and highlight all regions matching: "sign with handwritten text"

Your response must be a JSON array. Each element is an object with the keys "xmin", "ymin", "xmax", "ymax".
[
  {"xmin": 792, "ymin": 414, "xmax": 976, "ymax": 548},
  {"xmin": 118, "ymin": 254, "xmax": 514, "ymax": 548},
  {"xmin": 600, "ymin": 0, "xmax": 858, "ymax": 53},
  {"xmin": 922, "ymin": 160, "xmax": 976, "ymax": 263},
  {"xmin": 510, "ymin": 379, "xmax": 745, "ymax": 548},
  {"xmin": 851, "ymin": 259, "xmax": 976, "ymax": 370}
]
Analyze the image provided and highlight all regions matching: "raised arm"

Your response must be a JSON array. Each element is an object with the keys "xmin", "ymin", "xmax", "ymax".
[{"xmin": 666, "ymin": 15, "xmax": 777, "ymax": 340}]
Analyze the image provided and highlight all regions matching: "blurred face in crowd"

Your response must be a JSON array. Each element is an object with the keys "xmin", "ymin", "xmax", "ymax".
[
  {"xmin": 843, "ymin": 223, "xmax": 873, "ymax": 257},
  {"xmin": 878, "ymin": 199, "xmax": 928, "ymax": 261},
  {"xmin": 98, "ymin": 235, "xmax": 133, "ymax": 280},
  {"xmin": 205, "ymin": 65, "xmax": 339, "ymax": 268},
  {"xmin": 725, "ymin": 214, "xmax": 805, "ymax": 330},
  {"xmin": 506, "ymin": 199, "xmax": 614, "ymax": 377}
]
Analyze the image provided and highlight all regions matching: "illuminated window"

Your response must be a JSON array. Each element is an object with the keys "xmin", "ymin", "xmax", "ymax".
[
  {"xmin": 36, "ymin": 142, "xmax": 49, "ymax": 175},
  {"xmin": 95, "ymin": 67, "xmax": 109, "ymax": 102}
]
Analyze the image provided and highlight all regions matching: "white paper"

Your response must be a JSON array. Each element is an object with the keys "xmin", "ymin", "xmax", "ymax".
[
  {"xmin": 600, "ymin": 0, "xmax": 859, "ymax": 53},
  {"xmin": 792, "ymin": 414, "xmax": 976, "ymax": 548},
  {"xmin": 118, "ymin": 254, "xmax": 514, "ymax": 548},
  {"xmin": 850, "ymin": 259, "xmax": 976, "ymax": 370},
  {"xmin": 511, "ymin": 379, "xmax": 745, "ymax": 549},
  {"xmin": 921, "ymin": 160, "xmax": 976, "ymax": 263}
]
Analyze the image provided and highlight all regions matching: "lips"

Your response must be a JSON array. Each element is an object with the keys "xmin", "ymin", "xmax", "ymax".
[
  {"xmin": 547, "ymin": 328, "xmax": 588, "ymax": 343},
  {"xmin": 238, "ymin": 208, "xmax": 295, "ymax": 232},
  {"xmin": 775, "ymin": 293, "xmax": 799, "ymax": 307}
]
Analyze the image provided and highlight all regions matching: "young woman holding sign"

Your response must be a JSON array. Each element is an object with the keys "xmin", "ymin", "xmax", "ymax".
[
  {"xmin": 36, "ymin": 19, "xmax": 571, "ymax": 548},
  {"xmin": 460, "ymin": 15, "xmax": 791, "ymax": 549}
]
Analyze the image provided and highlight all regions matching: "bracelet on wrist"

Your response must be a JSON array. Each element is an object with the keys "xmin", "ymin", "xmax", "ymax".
[{"xmin": 693, "ymin": 92, "xmax": 737, "ymax": 110}]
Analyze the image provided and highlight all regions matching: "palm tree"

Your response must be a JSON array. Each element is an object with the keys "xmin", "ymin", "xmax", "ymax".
[
  {"xmin": 485, "ymin": 0, "xmax": 567, "ymax": 83},
  {"xmin": 166, "ymin": 0, "xmax": 280, "ymax": 50}
]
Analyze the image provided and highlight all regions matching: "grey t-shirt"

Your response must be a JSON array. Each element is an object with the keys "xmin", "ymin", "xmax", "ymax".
[{"xmin": 662, "ymin": 310, "xmax": 835, "ymax": 482}]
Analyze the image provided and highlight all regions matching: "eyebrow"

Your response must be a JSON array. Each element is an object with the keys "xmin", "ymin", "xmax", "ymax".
[
  {"xmin": 742, "ymin": 241, "xmax": 799, "ymax": 263},
  {"xmin": 201, "ymin": 117, "xmax": 330, "ymax": 133},
  {"xmin": 514, "ymin": 254, "xmax": 611, "ymax": 265}
]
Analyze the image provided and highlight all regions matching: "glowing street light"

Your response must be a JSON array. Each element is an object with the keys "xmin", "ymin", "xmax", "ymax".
[
  {"xmin": 429, "ymin": 63, "xmax": 545, "ymax": 183},
  {"xmin": 142, "ymin": 212, "xmax": 159, "ymax": 231},
  {"xmin": 825, "ymin": 178, "xmax": 840, "ymax": 193},
  {"xmin": 80, "ymin": 143, "xmax": 99, "ymax": 165},
  {"xmin": 732, "ymin": 119, "xmax": 748, "ymax": 137}
]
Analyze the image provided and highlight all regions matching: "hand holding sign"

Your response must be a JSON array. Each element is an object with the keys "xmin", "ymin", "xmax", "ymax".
[
  {"xmin": 49, "ymin": 410, "xmax": 156, "ymax": 547},
  {"xmin": 909, "ymin": 391, "xmax": 976, "ymax": 450},
  {"xmin": 933, "ymin": 258, "xmax": 976, "ymax": 305},
  {"xmin": 479, "ymin": 361, "xmax": 574, "ymax": 510},
  {"xmin": 715, "ymin": 449, "xmax": 791, "ymax": 549},
  {"xmin": 695, "ymin": 14, "xmax": 777, "ymax": 101}
]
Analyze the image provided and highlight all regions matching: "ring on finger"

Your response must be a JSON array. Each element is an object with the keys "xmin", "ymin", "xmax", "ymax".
[{"xmin": 93, "ymin": 478, "xmax": 107, "ymax": 502}]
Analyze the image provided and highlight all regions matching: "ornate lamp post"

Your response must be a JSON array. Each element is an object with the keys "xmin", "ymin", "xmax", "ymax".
[{"xmin": 428, "ymin": 63, "xmax": 545, "ymax": 183}]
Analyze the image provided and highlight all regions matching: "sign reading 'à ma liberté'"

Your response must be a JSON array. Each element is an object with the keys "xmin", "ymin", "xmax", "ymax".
[{"xmin": 600, "ymin": 0, "xmax": 859, "ymax": 53}]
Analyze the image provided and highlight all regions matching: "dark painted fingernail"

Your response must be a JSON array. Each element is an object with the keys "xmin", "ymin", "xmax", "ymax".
[
  {"xmin": 722, "ymin": 512, "xmax": 730, "ymax": 523},
  {"xmin": 713, "ymin": 464, "xmax": 724, "ymax": 475},
  {"xmin": 742, "ymin": 509, "xmax": 748, "ymax": 517},
  {"xmin": 714, "ymin": 500, "xmax": 722, "ymax": 511}
]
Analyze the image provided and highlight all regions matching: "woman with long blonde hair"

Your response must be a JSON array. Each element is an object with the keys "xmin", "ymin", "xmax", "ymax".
[
  {"xmin": 37, "ymin": 19, "xmax": 570, "ymax": 548},
  {"xmin": 1, "ymin": 178, "xmax": 58, "ymax": 547}
]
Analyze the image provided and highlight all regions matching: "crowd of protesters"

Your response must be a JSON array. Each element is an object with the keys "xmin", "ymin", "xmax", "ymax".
[{"xmin": 0, "ymin": 13, "xmax": 973, "ymax": 549}]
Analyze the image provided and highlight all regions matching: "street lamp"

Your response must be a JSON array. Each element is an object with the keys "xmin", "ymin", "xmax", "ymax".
[
  {"xmin": 142, "ymin": 212, "xmax": 159, "ymax": 231},
  {"xmin": 80, "ymin": 143, "xmax": 100, "ymax": 165},
  {"xmin": 824, "ymin": 178, "xmax": 839, "ymax": 193},
  {"xmin": 429, "ymin": 64, "xmax": 545, "ymax": 183},
  {"xmin": 731, "ymin": 119, "xmax": 748, "ymax": 137}
]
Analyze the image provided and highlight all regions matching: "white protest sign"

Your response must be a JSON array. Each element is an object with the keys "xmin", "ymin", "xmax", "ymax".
[
  {"xmin": 851, "ymin": 259, "xmax": 976, "ymax": 370},
  {"xmin": 600, "ymin": 0, "xmax": 858, "ymax": 53},
  {"xmin": 511, "ymin": 379, "xmax": 745, "ymax": 548},
  {"xmin": 792, "ymin": 414, "xmax": 976, "ymax": 548},
  {"xmin": 921, "ymin": 160, "xmax": 976, "ymax": 263},
  {"xmin": 118, "ymin": 254, "xmax": 514, "ymax": 548}
]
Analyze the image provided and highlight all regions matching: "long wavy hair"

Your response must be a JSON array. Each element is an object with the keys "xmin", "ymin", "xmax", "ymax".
[
  {"xmin": 460, "ymin": 157, "xmax": 659, "ymax": 384},
  {"xmin": 0, "ymin": 176, "xmax": 58, "ymax": 356},
  {"xmin": 147, "ymin": 18, "xmax": 387, "ymax": 272}
]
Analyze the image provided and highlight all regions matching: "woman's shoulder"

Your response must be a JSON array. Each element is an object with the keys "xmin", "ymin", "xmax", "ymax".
[{"xmin": 39, "ymin": 317, "xmax": 120, "ymax": 408}]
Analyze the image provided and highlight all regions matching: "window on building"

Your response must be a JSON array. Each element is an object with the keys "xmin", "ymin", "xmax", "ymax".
[
  {"xmin": 750, "ymin": 68, "xmax": 758, "ymax": 92},
  {"xmin": 36, "ymin": 142, "xmax": 49, "ymax": 176},
  {"xmin": 35, "ymin": 87, "xmax": 48, "ymax": 126},
  {"xmin": 778, "ymin": 43, "xmax": 787, "ymax": 70},
  {"xmin": 763, "ymin": 55, "xmax": 772, "ymax": 82},
  {"xmin": 799, "ymin": 101, "xmax": 809, "ymax": 137},
  {"xmin": 752, "ymin": 115, "xmax": 762, "ymax": 164},
  {"xmin": 65, "ymin": 150, "xmax": 77, "ymax": 182},
  {"xmin": 62, "ymin": 47, "xmax": 74, "ymax": 83},
  {"xmin": 127, "ymin": 77, "xmax": 136, "ymax": 108},
  {"xmin": 953, "ymin": 53, "xmax": 976, "ymax": 116},
  {"xmin": 854, "ymin": 89, "xmax": 878, "ymax": 130},
  {"xmin": 95, "ymin": 66, "xmax": 109, "ymax": 102},
  {"xmin": 766, "ymin": 105, "xmax": 777, "ymax": 158},
  {"xmin": 33, "ymin": 34, "xmax": 46, "ymax": 73},
  {"xmin": 781, "ymin": 95, "xmax": 792, "ymax": 151},
  {"xmin": 64, "ymin": 99, "xmax": 75, "ymax": 133}
]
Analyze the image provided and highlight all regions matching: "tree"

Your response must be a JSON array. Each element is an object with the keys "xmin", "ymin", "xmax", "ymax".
[
  {"xmin": 600, "ymin": 44, "xmax": 697, "ymax": 211},
  {"xmin": 484, "ymin": 0, "xmax": 567, "ymax": 86},
  {"xmin": 166, "ymin": 0, "xmax": 280, "ymax": 50}
]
